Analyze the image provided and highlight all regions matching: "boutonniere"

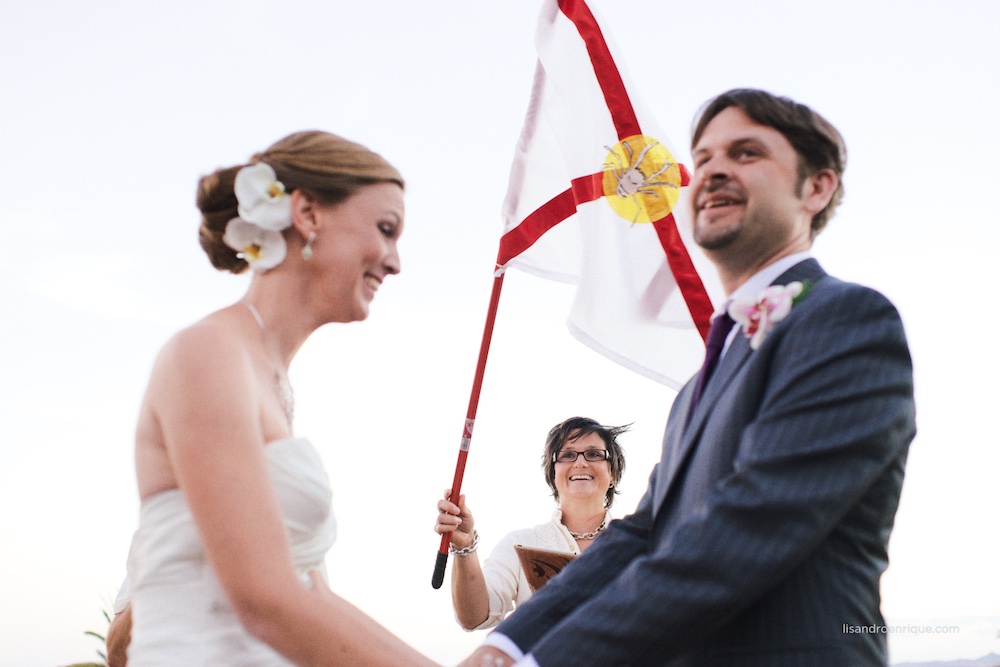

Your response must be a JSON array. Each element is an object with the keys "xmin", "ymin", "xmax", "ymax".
[{"xmin": 728, "ymin": 281, "xmax": 811, "ymax": 349}]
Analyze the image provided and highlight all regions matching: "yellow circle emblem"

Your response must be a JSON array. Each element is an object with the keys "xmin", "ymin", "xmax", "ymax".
[{"xmin": 602, "ymin": 135, "xmax": 681, "ymax": 224}]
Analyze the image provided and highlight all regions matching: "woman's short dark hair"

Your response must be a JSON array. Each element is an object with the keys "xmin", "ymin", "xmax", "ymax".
[
  {"xmin": 542, "ymin": 416, "xmax": 629, "ymax": 509},
  {"xmin": 691, "ymin": 88, "xmax": 847, "ymax": 237}
]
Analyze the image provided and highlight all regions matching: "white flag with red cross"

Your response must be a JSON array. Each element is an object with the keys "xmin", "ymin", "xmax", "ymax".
[{"xmin": 497, "ymin": 0, "xmax": 721, "ymax": 389}]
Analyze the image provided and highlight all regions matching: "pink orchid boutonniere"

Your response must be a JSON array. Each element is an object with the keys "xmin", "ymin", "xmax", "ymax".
[{"xmin": 727, "ymin": 281, "xmax": 808, "ymax": 350}]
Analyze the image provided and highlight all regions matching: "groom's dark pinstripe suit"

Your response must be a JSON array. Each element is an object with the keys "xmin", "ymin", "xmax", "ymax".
[{"xmin": 494, "ymin": 258, "xmax": 916, "ymax": 666}]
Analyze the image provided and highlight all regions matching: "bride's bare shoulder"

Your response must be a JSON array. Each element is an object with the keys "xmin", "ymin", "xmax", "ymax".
[
  {"xmin": 157, "ymin": 310, "xmax": 246, "ymax": 364},
  {"xmin": 146, "ymin": 308, "xmax": 257, "ymax": 396}
]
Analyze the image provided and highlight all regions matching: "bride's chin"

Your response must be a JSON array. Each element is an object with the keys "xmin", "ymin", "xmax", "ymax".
[{"xmin": 315, "ymin": 296, "xmax": 369, "ymax": 324}]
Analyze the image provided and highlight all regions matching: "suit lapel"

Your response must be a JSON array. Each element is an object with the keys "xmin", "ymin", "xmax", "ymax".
[
  {"xmin": 654, "ymin": 258, "xmax": 828, "ymax": 512},
  {"xmin": 686, "ymin": 334, "xmax": 752, "ymax": 436},
  {"xmin": 664, "ymin": 382, "xmax": 696, "ymax": 466},
  {"xmin": 656, "ymin": 336, "xmax": 753, "ymax": 506}
]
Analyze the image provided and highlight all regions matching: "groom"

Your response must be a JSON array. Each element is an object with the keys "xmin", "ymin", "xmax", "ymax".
[{"xmin": 459, "ymin": 89, "xmax": 916, "ymax": 666}]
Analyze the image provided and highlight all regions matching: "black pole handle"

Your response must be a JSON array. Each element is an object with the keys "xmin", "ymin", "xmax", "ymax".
[{"xmin": 432, "ymin": 550, "xmax": 449, "ymax": 589}]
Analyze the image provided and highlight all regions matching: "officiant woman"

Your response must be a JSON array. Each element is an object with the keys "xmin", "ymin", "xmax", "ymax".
[{"xmin": 433, "ymin": 416, "xmax": 628, "ymax": 630}]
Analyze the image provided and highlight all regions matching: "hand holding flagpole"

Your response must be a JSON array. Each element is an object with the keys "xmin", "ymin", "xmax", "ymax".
[{"xmin": 432, "ymin": 271, "xmax": 505, "ymax": 589}]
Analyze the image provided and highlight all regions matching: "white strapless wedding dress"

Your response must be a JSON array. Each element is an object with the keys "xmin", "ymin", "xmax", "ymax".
[{"xmin": 119, "ymin": 438, "xmax": 337, "ymax": 666}]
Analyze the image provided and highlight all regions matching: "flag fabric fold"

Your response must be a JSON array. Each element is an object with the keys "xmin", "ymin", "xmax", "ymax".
[{"xmin": 498, "ymin": 0, "xmax": 721, "ymax": 389}]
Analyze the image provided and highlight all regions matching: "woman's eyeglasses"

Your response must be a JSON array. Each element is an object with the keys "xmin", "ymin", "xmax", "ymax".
[{"xmin": 553, "ymin": 449, "xmax": 610, "ymax": 463}]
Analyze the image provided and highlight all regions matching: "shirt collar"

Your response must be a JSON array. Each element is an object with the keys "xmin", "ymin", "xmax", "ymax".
[{"xmin": 721, "ymin": 250, "xmax": 813, "ymax": 315}]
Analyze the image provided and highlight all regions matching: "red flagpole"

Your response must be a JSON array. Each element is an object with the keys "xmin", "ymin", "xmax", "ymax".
[{"xmin": 432, "ymin": 268, "xmax": 506, "ymax": 589}]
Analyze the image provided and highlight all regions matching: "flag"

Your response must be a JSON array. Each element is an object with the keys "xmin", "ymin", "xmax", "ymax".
[{"xmin": 498, "ymin": 0, "xmax": 721, "ymax": 389}]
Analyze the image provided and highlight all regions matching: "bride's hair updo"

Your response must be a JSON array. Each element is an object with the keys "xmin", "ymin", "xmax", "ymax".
[{"xmin": 196, "ymin": 131, "xmax": 405, "ymax": 274}]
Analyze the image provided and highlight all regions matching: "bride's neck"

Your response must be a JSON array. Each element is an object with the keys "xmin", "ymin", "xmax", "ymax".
[{"xmin": 241, "ymin": 277, "xmax": 315, "ymax": 369}]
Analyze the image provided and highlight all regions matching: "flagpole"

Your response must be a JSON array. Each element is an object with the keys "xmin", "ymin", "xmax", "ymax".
[{"xmin": 432, "ymin": 268, "xmax": 506, "ymax": 589}]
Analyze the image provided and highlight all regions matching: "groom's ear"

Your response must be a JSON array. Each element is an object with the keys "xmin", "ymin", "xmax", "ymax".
[{"xmin": 801, "ymin": 168, "xmax": 838, "ymax": 217}]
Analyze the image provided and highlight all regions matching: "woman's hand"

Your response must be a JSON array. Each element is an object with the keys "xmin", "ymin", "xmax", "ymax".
[
  {"xmin": 435, "ymin": 488, "xmax": 475, "ymax": 550},
  {"xmin": 436, "ymin": 489, "xmax": 491, "ymax": 630},
  {"xmin": 106, "ymin": 605, "xmax": 132, "ymax": 667}
]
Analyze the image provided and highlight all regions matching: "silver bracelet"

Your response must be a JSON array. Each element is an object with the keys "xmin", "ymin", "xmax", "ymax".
[{"xmin": 449, "ymin": 529, "xmax": 480, "ymax": 556}]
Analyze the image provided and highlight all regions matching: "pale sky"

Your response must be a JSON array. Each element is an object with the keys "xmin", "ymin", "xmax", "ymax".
[{"xmin": 1, "ymin": 1, "xmax": 998, "ymax": 665}]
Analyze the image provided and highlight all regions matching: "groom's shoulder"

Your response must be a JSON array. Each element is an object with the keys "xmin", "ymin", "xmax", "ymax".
[{"xmin": 796, "ymin": 270, "xmax": 902, "ymax": 323}]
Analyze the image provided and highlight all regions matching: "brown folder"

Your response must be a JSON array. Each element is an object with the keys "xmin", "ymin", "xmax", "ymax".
[{"xmin": 514, "ymin": 544, "xmax": 577, "ymax": 592}]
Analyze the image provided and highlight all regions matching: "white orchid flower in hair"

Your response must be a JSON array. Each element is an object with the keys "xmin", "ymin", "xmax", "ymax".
[
  {"xmin": 223, "ymin": 217, "xmax": 288, "ymax": 272},
  {"xmin": 234, "ymin": 162, "xmax": 293, "ymax": 231}
]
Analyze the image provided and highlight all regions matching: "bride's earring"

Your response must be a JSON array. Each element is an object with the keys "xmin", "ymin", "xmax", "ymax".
[{"xmin": 301, "ymin": 232, "xmax": 316, "ymax": 261}]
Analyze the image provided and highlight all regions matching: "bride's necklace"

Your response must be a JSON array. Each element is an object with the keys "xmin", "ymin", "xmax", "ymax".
[
  {"xmin": 240, "ymin": 300, "xmax": 295, "ymax": 425},
  {"xmin": 566, "ymin": 517, "xmax": 608, "ymax": 541}
]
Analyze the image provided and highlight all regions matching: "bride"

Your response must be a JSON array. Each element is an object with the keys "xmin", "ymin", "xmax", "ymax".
[{"xmin": 108, "ymin": 131, "xmax": 439, "ymax": 666}]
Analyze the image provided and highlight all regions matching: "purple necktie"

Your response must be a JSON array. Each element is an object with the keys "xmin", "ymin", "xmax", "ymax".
[{"xmin": 691, "ymin": 311, "xmax": 735, "ymax": 411}]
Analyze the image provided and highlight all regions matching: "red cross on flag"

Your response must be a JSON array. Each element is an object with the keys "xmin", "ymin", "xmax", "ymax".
[{"xmin": 498, "ymin": 0, "xmax": 721, "ymax": 389}]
